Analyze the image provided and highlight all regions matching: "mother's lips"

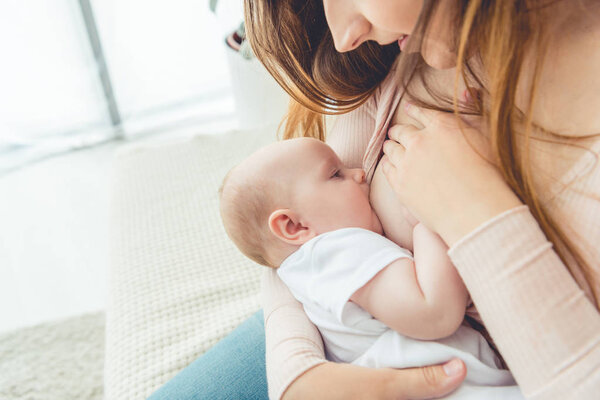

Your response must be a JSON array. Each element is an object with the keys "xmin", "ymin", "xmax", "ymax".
[{"xmin": 398, "ymin": 34, "xmax": 410, "ymax": 51}]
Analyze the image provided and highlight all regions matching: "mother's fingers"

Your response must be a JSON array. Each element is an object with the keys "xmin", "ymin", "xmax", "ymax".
[
  {"xmin": 379, "ymin": 153, "xmax": 393, "ymax": 175},
  {"xmin": 404, "ymin": 101, "xmax": 487, "ymax": 133},
  {"xmin": 393, "ymin": 359, "xmax": 467, "ymax": 399},
  {"xmin": 403, "ymin": 102, "xmax": 437, "ymax": 125},
  {"xmin": 387, "ymin": 124, "xmax": 420, "ymax": 148},
  {"xmin": 383, "ymin": 140, "xmax": 406, "ymax": 162},
  {"xmin": 380, "ymin": 152, "xmax": 402, "ymax": 197}
]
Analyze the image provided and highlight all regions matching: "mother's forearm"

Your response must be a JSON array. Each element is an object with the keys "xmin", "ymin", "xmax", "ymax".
[
  {"xmin": 448, "ymin": 206, "xmax": 600, "ymax": 399},
  {"xmin": 262, "ymin": 269, "xmax": 327, "ymax": 400}
]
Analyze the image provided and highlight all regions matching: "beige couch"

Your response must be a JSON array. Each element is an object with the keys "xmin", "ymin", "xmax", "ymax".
[{"xmin": 105, "ymin": 128, "xmax": 276, "ymax": 399}]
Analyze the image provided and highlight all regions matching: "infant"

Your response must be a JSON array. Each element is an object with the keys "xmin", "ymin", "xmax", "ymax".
[{"xmin": 219, "ymin": 137, "xmax": 523, "ymax": 399}]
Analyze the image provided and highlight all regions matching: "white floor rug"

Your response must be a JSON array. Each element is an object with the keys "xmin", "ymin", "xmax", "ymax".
[{"xmin": 0, "ymin": 312, "xmax": 104, "ymax": 400}]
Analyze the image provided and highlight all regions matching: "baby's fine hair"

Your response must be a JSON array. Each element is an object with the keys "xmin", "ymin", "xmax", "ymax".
[{"xmin": 219, "ymin": 166, "xmax": 280, "ymax": 267}]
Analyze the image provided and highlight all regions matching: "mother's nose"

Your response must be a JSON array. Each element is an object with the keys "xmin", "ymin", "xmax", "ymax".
[{"xmin": 323, "ymin": 1, "xmax": 370, "ymax": 52}]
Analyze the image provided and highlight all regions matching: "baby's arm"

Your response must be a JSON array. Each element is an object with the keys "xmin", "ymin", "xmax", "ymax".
[{"xmin": 350, "ymin": 223, "xmax": 469, "ymax": 340}]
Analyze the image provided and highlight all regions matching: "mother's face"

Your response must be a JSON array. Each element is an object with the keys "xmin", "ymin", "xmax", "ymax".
[{"xmin": 322, "ymin": 0, "xmax": 456, "ymax": 69}]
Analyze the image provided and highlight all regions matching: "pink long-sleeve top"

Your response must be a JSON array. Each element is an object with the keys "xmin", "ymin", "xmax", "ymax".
[{"xmin": 262, "ymin": 68, "xmax": 600, "ymax": 400}]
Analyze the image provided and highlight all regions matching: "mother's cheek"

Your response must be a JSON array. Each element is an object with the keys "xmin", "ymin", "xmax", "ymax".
[{"xmin": 370, "ymin": 163, "xmax": 414, "ymax": 250}]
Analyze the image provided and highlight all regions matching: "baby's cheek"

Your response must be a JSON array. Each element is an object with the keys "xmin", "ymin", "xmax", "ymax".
[{"xmin": 370, "ymin": 163, "xmax": 414, "ymax": 249}]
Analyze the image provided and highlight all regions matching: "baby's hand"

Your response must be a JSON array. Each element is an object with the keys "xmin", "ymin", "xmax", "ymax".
[{"xmin": 412, "ymin": 222, "xmax": 446, "ymax": 249}]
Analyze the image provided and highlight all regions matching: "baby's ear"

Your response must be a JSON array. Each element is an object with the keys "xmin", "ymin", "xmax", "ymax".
[{"xmin": 268, "ymin": 209, "xmax": 315, "ymax": 245}]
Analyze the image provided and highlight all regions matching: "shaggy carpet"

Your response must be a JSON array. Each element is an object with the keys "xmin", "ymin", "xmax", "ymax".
[{"xmin": 0, "ymin": 312, "xmax": 104, "ymax": 400}]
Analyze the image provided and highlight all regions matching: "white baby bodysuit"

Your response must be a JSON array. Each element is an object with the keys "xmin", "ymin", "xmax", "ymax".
[{"xmin": 277, "ymin": 228, "xmax": 524, "ymax": 399}]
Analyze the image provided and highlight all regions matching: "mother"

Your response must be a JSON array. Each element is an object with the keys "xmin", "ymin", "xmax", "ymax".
[
  {"xmin": 149, "ymin": 0, "xmax": 599, "ymax": 399},
  {"xmin": 246, "ymin": 0, "xmax": 600, "ymax": 399}
]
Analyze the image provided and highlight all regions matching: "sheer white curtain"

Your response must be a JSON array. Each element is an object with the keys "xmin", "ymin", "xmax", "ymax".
[
  {"xmin": 92, "ymin": 0, "xmax": 239, "ymax": 136},
  {"xmin": 0, "ymin": 0, "xmax": 240, "ymax": 173},
  {"xmin": 0, "ymin": 0, "xmax": 109, "ymax": 172}
]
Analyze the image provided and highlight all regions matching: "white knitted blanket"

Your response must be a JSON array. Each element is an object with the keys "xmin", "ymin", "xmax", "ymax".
[{"xmin": 105, "ymin": 128, "xmax": 276, "ymax": 400}]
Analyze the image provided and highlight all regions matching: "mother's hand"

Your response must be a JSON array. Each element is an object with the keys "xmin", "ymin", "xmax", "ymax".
[
  {"xmin": 381, "ymin": 104, "xmax": 522, "ymax": 247},
  {"xmin": 283, "ymin": 359, "xmax": 466, "ymax": 400}
]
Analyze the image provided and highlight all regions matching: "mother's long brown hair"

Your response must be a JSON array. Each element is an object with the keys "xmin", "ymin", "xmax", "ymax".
[{"xmin": 244, "ymin": 0, "xmax": 599, "ymax": 307}]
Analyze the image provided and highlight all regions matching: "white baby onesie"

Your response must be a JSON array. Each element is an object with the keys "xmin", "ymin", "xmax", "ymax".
[{"xmin": 277, "ymin": 228, "xmax": 524, "ymax": 399}]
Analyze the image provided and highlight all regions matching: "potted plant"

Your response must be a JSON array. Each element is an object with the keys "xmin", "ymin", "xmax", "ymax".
[{"xmin": 209, "ymin": 0, "xmax": 253, "ymax": 59}]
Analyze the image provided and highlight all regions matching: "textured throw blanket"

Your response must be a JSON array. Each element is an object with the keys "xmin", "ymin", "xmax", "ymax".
[{"xmin": 105, "ymin": 128, "xmax": 276, "ymax": 399}]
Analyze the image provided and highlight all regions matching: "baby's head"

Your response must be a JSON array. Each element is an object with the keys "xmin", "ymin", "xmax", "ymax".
[{"xmin": 219, "ymin": 137, "xmax": 382, "ymax": 267}]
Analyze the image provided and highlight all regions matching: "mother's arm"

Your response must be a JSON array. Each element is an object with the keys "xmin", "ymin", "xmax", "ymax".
[
  {"xmin": 382, "ymin": 105, "xmax": 600, "ymax": 399},
  {"xmin": 449, "ymin": 206, "xmax": 600, "ymax": 399},
  {"xmin": 262, "ymin": 99, "xmax": 467, "ymax": 400}
]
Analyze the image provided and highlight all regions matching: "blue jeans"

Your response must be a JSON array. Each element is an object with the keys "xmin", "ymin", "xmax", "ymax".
[{"xmin": 148, "ymin": 310, "xmax": 268, "ymax": 400}]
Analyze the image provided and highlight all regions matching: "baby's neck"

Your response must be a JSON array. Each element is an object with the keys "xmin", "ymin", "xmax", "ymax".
[{"xmin": 269, "ymin": 241, "xmax": 303, "ymax": 268}]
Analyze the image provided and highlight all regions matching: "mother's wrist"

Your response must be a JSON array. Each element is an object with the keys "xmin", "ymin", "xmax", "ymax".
[{"xmin": 437, "ymin": 191, "xmax": 523, "ymax": 248}]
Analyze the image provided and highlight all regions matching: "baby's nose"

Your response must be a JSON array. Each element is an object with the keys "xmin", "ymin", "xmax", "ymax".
[{"xmin": 352, "ymin": 168, "xmax": 366, "ymax": 183}]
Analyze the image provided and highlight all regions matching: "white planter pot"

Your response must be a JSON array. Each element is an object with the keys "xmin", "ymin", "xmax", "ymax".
[{"xmin": 224, "ymin": 41, "xmax": 289, "ymax": 130}]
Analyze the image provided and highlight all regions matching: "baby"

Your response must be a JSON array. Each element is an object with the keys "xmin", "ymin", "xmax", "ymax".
[{"xmin": 219, "ymin": 137, "xmax": 523, "ymax": 399}]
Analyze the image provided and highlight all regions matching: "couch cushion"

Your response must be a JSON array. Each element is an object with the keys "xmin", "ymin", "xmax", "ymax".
[{"xmin": 105, "ymin": 129, "xmax": 276, "ymax": 400}]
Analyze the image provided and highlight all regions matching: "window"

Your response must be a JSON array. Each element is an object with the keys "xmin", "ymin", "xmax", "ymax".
[{"xmin": 0, "ymin": 0, "xmax": 239, "ymax": 174}]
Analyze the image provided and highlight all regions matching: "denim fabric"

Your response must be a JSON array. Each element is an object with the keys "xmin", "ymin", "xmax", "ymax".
[{"xmin": 148, "ymin": 310, "xmax": 268, "ymax": 400}]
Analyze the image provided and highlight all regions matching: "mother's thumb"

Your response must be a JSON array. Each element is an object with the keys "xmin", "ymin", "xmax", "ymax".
[{"xmin": 393, "ymin": 359, "xmax": 466, "ymax": 399}]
